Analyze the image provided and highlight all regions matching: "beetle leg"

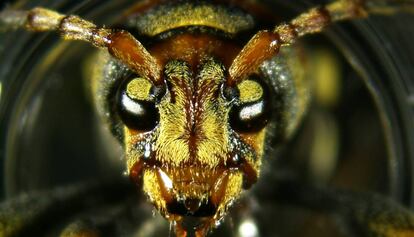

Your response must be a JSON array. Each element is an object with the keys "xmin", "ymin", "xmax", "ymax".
[
  {"xmin": 260, "ymin": 179, "xmax": 414, "ymax": 237},
  {"xmin": 0, "ymin": 179, "xmax": 133, "ymax": 237},
  {"xmin": 0, "ymin": 7, "xmax": 163, "ymax": 84}
]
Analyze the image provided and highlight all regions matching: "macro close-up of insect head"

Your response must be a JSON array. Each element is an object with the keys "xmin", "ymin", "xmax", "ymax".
[{"xmin": 1, "ymin": 0, "xmax": 414, "ymax": 236}]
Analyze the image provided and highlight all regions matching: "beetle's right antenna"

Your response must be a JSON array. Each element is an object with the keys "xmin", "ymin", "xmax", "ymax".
[{"xmin": 0, "ymin": 7, "xmax": 163, "ymax": 86}]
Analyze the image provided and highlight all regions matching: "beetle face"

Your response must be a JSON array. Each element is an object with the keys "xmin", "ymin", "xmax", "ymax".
[{"xmin": 120, "ymin": 42, "xmax": 271, "ymax": 223}]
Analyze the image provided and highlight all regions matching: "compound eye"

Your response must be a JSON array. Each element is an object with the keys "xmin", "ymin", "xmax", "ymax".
[
  {"xmin": 229, "ymin": 77, "xmax": 271, "ymax": 132},
  {"xmin": 116, "ymin": 76, "xmax": 159, "ymax": 131}
]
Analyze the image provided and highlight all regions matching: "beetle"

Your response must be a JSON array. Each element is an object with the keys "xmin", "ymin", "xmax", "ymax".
[{"xmin": 1, "ymin": 0, "xmax": 414, "ymax": 236}]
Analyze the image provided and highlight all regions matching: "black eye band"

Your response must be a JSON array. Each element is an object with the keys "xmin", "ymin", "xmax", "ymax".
[
  {"xmin": 116, "ymin": 76, "xmax": 160, "ymax": 131},
  {"xmin": 228, "ymin": 76, "xmax": 271, "ymax": 132}
]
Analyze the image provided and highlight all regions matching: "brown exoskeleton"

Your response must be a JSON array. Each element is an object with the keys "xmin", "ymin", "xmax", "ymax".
[{"xmin": 1, "ymin": 0, "xmax": 414, "ymax": 236}]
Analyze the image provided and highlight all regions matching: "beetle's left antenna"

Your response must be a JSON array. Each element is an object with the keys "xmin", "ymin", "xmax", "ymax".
[
  {"xmin": 227, "ymin": 0, "xmax": 414, "ymax": 86},
  {"xmin": 0, "ymin": 7, "xmax": 163, "ymax": 85}
]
